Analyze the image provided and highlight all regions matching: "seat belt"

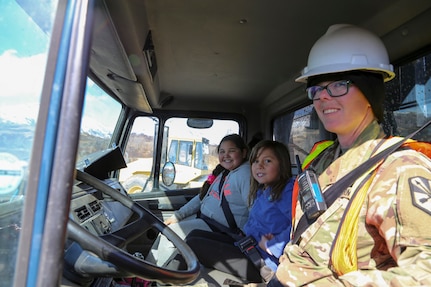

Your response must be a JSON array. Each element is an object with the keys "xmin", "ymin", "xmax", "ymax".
[
  {"xmin": 199, "ymin": 170, "xmax": 244, "ymax": 237},
  {"xmin": 292, "ymin": 119, "xmax": 431, "ymax": 244},
  {"xmin": 219, "ymin": 170, "xmax": 244, "ymax": 236},
  {"xmin": 220, "ymin": 186, "xmax": 241, "ymax": 234},
  {"xmin": 218, "ymin": 172, "xmax": 265, "ymax": 275}
]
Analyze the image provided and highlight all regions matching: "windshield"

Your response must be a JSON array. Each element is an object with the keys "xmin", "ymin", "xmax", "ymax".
[
  {"xmin": 74, "ymin": 80, "xmax": 240, "ymax": 194},
  {"xmin": 0, "ymin": 1, "xmax": 57, "ymax": 285},
  {"xmin": 119, "ymin": 116, "xmax": 240, "ymax": 193},
  {"xmin": 76, "ymin": 79, "xmax": 122, "ymax": 163}
]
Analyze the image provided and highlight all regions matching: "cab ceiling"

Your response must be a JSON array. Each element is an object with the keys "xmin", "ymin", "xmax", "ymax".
[{"xmin": 92, "ymin": 0, "xmax": 431, "ymax": 113}]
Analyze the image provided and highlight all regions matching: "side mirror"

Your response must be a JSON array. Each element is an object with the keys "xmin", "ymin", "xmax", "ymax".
[{"xmin": 161, "ymin": 161, "xmax": 176, "ymax": 186}]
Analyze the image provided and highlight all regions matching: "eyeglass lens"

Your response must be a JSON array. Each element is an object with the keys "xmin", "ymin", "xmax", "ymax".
[{"xmin": 306, "ymin": 80, "xmax": 351, "ymax": 100}]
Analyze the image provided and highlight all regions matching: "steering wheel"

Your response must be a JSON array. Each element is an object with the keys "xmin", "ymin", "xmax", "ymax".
[{"xmin": 67, "ymin": 169, "xmax": 200, "ymax": 285}]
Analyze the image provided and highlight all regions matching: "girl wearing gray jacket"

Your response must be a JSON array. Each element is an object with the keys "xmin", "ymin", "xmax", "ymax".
[{"xmin": 148, "ymin": 134, "xmax": 251, "ymax": 267}]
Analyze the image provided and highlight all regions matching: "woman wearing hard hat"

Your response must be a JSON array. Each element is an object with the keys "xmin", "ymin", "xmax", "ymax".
[{"xmin": 268, "ymin": 24, "xmax": 431, "ymax": 286}]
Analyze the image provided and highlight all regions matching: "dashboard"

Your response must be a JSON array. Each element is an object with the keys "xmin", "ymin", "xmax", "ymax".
[
  {"xmin": 70, "ymin": 179, "xmax": 133, "ymax": 237},
  {"xmin": 63, "ymin": 178, "xmax": 135, "ymax": 285}
]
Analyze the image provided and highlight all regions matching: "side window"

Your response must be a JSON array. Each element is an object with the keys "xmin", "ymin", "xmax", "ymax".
[
  {"xmin": 0, "ymin": 1, "xmax": 58, "ymax": 285},
  {"xmin": 273, "ymin": 105, "xmax": 333, "ymax": 170},
  {"xmin": 384, "ymin": 53, "xmax": 431, "ymax": 139}
]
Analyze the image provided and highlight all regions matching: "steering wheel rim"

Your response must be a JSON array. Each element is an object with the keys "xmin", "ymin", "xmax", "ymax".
[{"xmin": 67, "ymin": 169, "xmax": 200, "ymax": 284}]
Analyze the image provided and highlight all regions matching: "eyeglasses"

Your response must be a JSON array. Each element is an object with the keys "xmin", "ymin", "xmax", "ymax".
[{"xmin": 306, "ymin": 80, "xmax": 352, "ymax": 101}]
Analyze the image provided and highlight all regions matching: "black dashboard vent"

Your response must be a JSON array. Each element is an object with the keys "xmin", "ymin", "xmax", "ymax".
[
  {"xmin": 74, "ymin": 206, "xmax": 91, "ymax": 222},
  {"xmin": 89, "ymin": 200, "xmax": 101, "ymax": 213}
]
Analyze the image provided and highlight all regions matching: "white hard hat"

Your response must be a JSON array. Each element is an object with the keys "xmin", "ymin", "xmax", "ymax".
[{"xmin": 296, "ymin": 24, "xmax": 395, "ymax": 83}]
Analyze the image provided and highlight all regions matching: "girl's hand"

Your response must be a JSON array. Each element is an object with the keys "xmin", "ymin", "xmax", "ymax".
[
  {"xmin": 164, "ymin": 217, "xmax": 178, "ymax": 225},
  {"xmin": 259, "ymin": 234, "xmax": 274, "ymax": 255},
  {"xmin": 264, "ymin": 233, "xmax": 274, "ymax": 240}
]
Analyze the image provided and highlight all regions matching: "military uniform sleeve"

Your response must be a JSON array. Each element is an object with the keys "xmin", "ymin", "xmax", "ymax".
[
  {"xmin": 340, "ymin": 150, "xmax": 431, "ymax": 286},
  {"xmin": 275, "ymin": 244, "xmax": 347, "ymax": 286}
]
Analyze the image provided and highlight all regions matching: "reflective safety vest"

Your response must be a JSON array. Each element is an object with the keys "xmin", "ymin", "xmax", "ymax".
[{"xmin": 301, "ymin": 140, "xmax": 335, "ymax": 170}]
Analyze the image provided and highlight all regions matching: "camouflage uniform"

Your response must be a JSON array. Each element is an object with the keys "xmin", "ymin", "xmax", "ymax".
[{"xmin": 274, "ymin": 121, "xmax": 431, "ymax": 286}]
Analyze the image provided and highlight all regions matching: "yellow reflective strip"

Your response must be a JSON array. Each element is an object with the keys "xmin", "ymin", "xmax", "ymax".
[
  {"xmin": 331, "ymin": 169, "xmax": 377, "ymax": 275},
  {"xmin": 302, "ymin": 140, "xmax": 334, "ymax": 169}
]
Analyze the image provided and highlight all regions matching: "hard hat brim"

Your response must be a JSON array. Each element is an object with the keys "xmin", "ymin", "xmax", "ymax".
[{"xmin": 295, "ymin": 64, "xmax": 395, "ymax": 83}]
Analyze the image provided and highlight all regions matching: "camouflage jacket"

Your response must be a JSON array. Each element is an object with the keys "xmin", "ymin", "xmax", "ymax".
[{"xmin": 275, "ymin": 121, "xmax": 431, "ymax": 286}]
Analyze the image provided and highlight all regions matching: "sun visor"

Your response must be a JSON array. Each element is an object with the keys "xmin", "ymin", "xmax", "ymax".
[{"xmin": 89, "ymin": 0, "xmax": 152, "ymax": 113}]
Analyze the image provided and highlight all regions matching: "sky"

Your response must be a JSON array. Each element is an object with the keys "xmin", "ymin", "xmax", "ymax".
[
  {"xmin": 0, "ymin": 1, "xmax": 120, "ymax": 131},
  {"xmin": 0, "ymin": 1, "xmax": 52, "ymax": 124},
  {"xmin": 0, "ymin": 1, "xmax": 51, "ymax": 55}
]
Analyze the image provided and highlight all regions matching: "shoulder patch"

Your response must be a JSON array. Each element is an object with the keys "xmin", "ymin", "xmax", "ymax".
[
  {"xmin": 398, "ymin": 168, "xmax": 431, "ymax": 240},
  {"xmin": 409, "ymin": 176, "xmax": 431, "ymax": 215}
]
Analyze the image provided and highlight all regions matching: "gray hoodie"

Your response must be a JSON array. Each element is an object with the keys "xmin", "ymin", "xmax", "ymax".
[{"xmin": 174, "ymin": 162, "xmax": 251, "ymax": 229}]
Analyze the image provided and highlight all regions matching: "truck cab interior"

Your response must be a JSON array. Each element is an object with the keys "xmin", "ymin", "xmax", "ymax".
[{"xmin": 2, "ymin": 1, "xmax": 431, "ymax": 286}]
